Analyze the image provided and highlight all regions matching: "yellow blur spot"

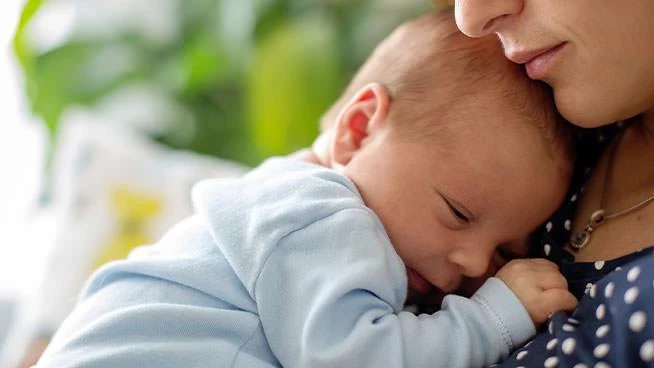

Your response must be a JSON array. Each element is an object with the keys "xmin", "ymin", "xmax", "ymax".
[{"xmin": 93, "ymin": 186, "xmax": 163, "ymax": 269}]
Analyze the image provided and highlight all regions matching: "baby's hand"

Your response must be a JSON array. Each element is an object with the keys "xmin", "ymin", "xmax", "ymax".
[{"xmin": 495, "ymin": 259, "xmax": 578, "ymax": 326}]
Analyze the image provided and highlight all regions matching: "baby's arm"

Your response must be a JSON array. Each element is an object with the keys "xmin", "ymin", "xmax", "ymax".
[{"xmin": 255, "ymin": 209, "xmax": 564, "ymax": 368}]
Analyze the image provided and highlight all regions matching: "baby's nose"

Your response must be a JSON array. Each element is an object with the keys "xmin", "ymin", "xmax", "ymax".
[{"xmin": 451, "ymin": 247, "xmax": 494, "ymax": 278}]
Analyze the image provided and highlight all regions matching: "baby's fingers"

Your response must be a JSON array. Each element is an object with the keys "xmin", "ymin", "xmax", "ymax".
[
  {"xmin": 534, "ymin": 289, "xmax": 578, "ymax": 323},
  {"xmin": 527, "ymin": 258, "xmax": 560, "ymax": 271},
  {"xmin": 536, "ymin": 269, "xmax": 569, "ymax": 291}
]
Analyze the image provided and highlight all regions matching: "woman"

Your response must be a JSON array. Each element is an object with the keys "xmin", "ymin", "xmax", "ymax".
[{"xmin": 446, "ymin": 0, "xmax": 654, "ymax": 366}]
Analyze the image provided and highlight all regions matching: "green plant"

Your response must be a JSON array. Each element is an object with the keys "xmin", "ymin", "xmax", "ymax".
[{"xmin": 14, "ymin": 0, "xmax": 430, "ymax": 184}]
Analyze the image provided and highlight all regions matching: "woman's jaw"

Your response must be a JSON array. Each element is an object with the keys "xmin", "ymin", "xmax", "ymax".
[{"xmin": 454, "ymin": 0, "xmax": 654, "ymax": 128}]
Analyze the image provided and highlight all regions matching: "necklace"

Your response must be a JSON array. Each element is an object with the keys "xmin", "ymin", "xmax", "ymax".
[{"xmin": 570, "ymin": 130, "xmax": 654, "ymax": 251}]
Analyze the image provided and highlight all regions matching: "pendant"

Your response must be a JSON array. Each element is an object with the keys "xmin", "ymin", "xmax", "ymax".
[
  {"xmin": 570, "ymin": 228, "xmax": 591, "ymax": 250},
  {"xmin": 570, "ymin": 209, "xmax": 606, "ymax": 251}
]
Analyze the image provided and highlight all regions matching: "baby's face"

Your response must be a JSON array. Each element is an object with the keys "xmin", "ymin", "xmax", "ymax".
[{"xmin": 342, "ymin": 112, "xmax": 569, "ymax": 304}]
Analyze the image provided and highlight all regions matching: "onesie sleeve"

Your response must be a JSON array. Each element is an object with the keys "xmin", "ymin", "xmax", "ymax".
[
  {"xmin": 255, "ymin": 208, "xmax": 535, "ymax": 368},
  {"xmin": 495, "ymin": 254, "xmax": 654, "ymax": 368}
]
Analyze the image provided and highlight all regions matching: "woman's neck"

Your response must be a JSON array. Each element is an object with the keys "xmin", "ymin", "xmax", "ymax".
[
  {"xmin": 569, "ymin": 116, "xmax": 654, "ymax": 261},
  {"xmin": 615, "ymin": 118, "xmax": 654, "ymax": 202},
  {"xmin": 642, "ymin": 109, "xmax": 654, "ymax": 134}
]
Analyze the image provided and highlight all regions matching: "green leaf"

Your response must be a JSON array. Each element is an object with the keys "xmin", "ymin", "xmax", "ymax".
[{"xmin": 247, "ymin": 12, "xmax": 345, "ymax": 159}]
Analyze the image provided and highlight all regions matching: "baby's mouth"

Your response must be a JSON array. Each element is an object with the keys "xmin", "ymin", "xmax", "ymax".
[
  {"xmin": 407, "ymin": 268, "xmax": 433, "ymax": 294},
  {"xmin": 406, "ymin": 269, "xmax": 447, "ymax": 308}
]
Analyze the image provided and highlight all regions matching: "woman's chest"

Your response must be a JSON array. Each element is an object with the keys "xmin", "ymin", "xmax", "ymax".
[
  {"xmin": 567, "ymin": 147, "xmax": 654, "ymax": 261},
  {"xmin": 569, "ymin": 202, "xmax": 654, "ymax": 261}
]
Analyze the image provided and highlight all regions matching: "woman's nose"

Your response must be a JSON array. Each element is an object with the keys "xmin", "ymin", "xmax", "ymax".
[{"xmin": 454, "ymin": 0, "xmax": 522, "ymax": 38}]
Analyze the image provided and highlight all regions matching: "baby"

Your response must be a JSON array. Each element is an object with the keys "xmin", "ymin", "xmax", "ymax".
[{"xmin": 37, "ymin": 9, "xmax": 577, "ymax": 368}]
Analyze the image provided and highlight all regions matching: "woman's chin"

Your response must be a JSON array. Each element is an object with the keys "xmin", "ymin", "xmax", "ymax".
[{"xmin": 555, "ymin": 88, "xmax": 630, "ymax": 128}]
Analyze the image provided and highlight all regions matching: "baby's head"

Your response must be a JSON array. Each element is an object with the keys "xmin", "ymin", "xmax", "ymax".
[{"xmin": 316, "ymin": 9, "xmax": 573, "ymax": 302}]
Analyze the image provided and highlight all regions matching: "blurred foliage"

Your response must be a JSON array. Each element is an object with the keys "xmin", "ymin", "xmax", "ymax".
[{"xmin": 14, "ymin": 0, "xmax": 431, "ymax": 172}]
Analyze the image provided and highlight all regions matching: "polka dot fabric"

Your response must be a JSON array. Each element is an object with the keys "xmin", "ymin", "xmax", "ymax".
[
  {"xmin": 496, "ymin": 255, "xmax": 654, "ymax": 367},
  {"xmin": 496, "ymin": 121, "xmax": 654, "ymax": 367}
]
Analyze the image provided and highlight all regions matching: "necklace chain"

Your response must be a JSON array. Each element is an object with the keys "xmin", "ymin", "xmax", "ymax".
[
  {"xmin": 602, "ymin": 194, "xmax": 654, "ymax": 220},
  {"xmin": 570, "ymin": 128, "xmax": 654, "ymax": 251}
]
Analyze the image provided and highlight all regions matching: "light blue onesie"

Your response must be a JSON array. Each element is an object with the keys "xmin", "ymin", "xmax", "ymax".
[{"xmin": 37, "ymin": 157, "xmax": 535, "ymax": 368}]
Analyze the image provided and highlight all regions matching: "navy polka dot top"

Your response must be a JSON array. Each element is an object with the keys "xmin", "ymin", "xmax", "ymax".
[{"xmin": 496, "ymin": 123, "xmax": 654, "ymax": 367}]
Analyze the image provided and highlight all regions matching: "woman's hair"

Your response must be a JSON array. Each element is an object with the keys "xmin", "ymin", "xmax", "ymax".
[{"xmin": 320, "ymin": 8, "xmax": 574, "ymax": 164}]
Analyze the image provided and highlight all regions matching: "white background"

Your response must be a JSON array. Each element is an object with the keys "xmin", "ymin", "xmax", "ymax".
[{"xmin": 0, "ymin": 0, "xmax": 48, "ymax": 297}]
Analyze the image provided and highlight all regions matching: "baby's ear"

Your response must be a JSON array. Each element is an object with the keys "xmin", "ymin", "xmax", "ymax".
[{"xmin": 330, "ymin": 83, "xmax": 391, "ymax": 166}]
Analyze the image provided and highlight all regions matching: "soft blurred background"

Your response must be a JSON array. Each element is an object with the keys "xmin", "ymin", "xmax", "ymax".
[{"xmin": 0, "ymin": 0, "xmax": 434, "ymax": 366}]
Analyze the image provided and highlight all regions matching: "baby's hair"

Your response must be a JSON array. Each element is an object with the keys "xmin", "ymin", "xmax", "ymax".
[
  {"xmin": 432, "ymin": 0, "xmax": 455, "ymax": 7},
  {"xmin": 321, "ymin": 8, "xmax": 574, "ymax": 167}
]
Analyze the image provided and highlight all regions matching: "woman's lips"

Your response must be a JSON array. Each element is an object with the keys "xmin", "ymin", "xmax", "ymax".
[{"xmin": 508, "ymin": 42, "xmax": 567, "ymax": 80}]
